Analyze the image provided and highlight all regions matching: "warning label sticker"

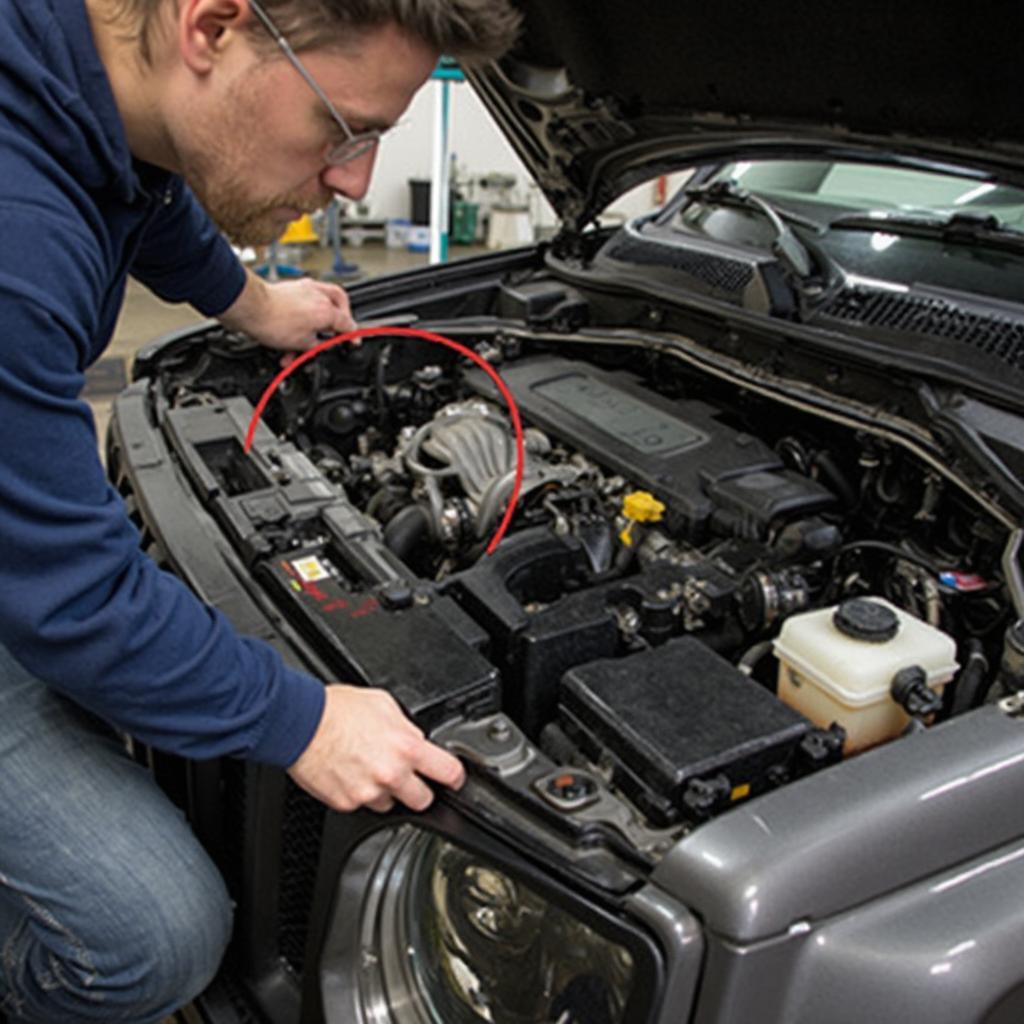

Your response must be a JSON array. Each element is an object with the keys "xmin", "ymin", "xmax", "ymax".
[{"xmin": 291, "ymin": 556, "xmax": 330, "ymax": 582}]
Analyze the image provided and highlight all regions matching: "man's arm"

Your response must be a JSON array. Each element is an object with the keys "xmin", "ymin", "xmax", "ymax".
[
  {"xmin": 129, "ymin": 178, "xmax": 249, "ymax": 317},
  {"xmin": 0, "ymin": 272, "xmax": 323, "ymax": 766},
  {"xmin": 131, "ymin": 180, "xmax": 356, "ymax": 349},
  {"xmin": 0, "ymin": 205, "xmax": 462, "ymax": 810}
]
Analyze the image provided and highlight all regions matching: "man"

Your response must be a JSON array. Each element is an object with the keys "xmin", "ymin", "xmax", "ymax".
[{"xmin": 0, "ymin": 0, "xmax": 519, "ymax": 1019}]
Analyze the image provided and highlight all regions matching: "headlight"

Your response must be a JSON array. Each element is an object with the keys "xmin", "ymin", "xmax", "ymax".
[{"xmin": 330, "ymin": 825, "xmax": 637, "ymax": 1023}]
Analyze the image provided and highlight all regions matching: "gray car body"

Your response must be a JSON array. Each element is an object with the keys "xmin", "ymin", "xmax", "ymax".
[
  {"xmin": 314, "ymin": 687, "xmax": 1024, "ymax": 1022},
  {"xmin": 615, "ymin": 703, "xmax": 1024, "ymax": 1022}
]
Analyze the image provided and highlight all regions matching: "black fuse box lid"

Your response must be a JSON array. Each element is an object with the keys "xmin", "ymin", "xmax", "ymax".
[{"xmin": 560, "ymin": 637, "xmax": 812, "ymax": 824}]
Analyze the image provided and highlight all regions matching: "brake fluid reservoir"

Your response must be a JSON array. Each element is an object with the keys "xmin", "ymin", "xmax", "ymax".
[{"xmin": 774, "ymin": 597, "xmax": 958, "ymax": 752}]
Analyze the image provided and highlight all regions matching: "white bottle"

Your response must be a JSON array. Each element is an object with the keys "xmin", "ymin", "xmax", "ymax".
[{"xmin": 773, "ymin": 597, "xmax": 959, "ymax": 752}]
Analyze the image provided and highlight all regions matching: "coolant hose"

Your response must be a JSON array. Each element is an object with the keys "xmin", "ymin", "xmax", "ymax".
[
  {"xmin": 383, "ymin": 504, "xmax": 431, "ymax": 561},
  {"xmin": 951, "ymin": 639, "xmax": 990, "ymax": 715},
  {"xmin": 738, "ymin": 639, "xmax": 775, "ymax": 677},
  {"xmin": 812, "ymin": 450, "xmax": 857, "ymax": 509}
]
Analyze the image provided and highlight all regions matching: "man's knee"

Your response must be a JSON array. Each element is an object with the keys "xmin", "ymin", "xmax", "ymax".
[
  {"xmin": 3, "ymin": 846, "xmax": 232, "ymax": 1023},
  {"xmin": 142, "ymin": 871, "xmax": 231, "ymax": 1019},
  {"xmin": 97, "ymin": 851, "xmax": 233, "ymax": 1021}
]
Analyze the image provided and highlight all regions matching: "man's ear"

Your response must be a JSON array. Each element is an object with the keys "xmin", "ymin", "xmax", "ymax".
[{"xmin": 177, "ymin": 0, "xmax": 250, "ymax": 74}]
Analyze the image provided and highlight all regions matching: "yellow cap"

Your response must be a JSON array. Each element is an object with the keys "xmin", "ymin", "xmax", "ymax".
[
  {"xmin": 619, "ymin": 491, "xmax": 665, "ymax": 547},
  {"xmin": 622, "ymin": 491, "xmax": 665, "ymax": 524},
  {"xmin": 279, "ymin": 213, "xmax": 319, "ymax": 245}
]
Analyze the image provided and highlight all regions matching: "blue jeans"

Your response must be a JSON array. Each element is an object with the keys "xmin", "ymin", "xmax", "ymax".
[{"xmin": 0, "ymin": 643, "xmax": 232, "ymax": 1022}]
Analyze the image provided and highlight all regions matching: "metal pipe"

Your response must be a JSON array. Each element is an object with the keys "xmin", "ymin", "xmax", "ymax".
[{"xmin": 1001, "ymin": 528, "xmax": 1024, "ymax": 619}]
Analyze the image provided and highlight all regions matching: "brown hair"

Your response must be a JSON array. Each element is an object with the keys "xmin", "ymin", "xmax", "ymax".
[{"xmin": 125, "ymin": 0, "xmax": 520, "ymax": 65}]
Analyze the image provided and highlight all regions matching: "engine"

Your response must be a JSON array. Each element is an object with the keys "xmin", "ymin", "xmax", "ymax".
[
  {"xmin": 134, "ymin": 330, "xmax": 1016, "ymax": 834},
  {"xmin": 387, "ymin": 357, "xmax": 831, "ymax": 546}
]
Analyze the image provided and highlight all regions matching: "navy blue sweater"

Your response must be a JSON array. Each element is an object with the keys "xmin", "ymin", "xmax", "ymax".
[{"xmin": 0, "ymin": 0, "xmax": 325, "ymax": 764}]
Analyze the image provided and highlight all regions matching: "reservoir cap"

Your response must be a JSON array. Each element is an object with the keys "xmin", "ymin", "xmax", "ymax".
[{"xmin": 833, "ymin": 598, "xmax": 899, "ymax": 642}]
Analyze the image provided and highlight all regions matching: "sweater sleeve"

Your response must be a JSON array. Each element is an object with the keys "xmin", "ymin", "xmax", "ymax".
[
  {"xmin": 0, "ymin": 205, "xmax": 324, "ymax": 766},
  {"xmin": 129, "ymin": 178, "xmax": 247, "ymax": 317}
]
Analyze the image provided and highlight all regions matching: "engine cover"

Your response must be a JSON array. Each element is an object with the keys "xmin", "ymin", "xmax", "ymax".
[{"xmin": 467, "ymin": 356, "xmax": 834, "ymax": 541}]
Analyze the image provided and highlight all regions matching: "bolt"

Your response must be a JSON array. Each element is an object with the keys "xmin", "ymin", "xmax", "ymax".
[{"xmin": 487, "ymin": 718, "xmax": 512, "ymax": 742}]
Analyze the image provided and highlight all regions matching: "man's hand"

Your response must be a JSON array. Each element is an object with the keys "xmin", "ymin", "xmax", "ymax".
[
  {"xmin": 218, "ymin": 269, "xmax": 356, "ymax": 353},
  {"xmin": 287, "ymin": 684, "xmax": 466, "ymax": 813}
]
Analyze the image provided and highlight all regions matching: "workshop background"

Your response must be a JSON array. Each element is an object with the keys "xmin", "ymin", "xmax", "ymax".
[{"xmin": 84, "ymin": 80, "xmax": 687, "ymax": 457}]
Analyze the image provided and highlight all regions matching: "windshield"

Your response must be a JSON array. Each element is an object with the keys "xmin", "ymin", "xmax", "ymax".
[
  {"xmin": 657, "ymin": 159, "xmax": 1024, "ymax": 304},
  {"xmin": 708, "ymin": 160, "xmax": 1024, "ymax": 229}
]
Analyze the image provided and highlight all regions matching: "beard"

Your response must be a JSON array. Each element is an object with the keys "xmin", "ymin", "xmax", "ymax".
[
  {"xmin": 183, "ymin": 154, "xmax": 331, "ymax": 246},
  {"xmin": 176, "ymin": 86, "xmax": 332, "ymax": 246}
]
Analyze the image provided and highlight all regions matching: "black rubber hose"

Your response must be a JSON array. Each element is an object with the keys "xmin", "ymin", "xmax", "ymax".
[
  {"xmin": 737, "ymin": 640, "xmax": 775, "ymax": 677},
  {"xmin": 812, "ymin": 450, "xmax": 857, "ymax": 510},
  {"xmin": 375, "ymin": 342, "xmax": 393, "ymax": 427},
  {"xmin": 383, "ymin": 503, "xmax": 431, "ymax": 561},
  {"xmin": 950, "ymin": 639, "xmax": 990, "ymax": 716}
]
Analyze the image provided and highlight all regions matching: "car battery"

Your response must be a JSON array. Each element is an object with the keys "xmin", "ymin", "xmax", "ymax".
[
  {"xmin": 260, "ymin": 548, "xmax": 499, "ymax": 730},
  {"xmin": 559, "ymin": 636, "xmax": 815, "ymax": 824}
]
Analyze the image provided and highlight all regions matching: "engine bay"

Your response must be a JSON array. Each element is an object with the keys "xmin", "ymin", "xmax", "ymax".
[{"xmin": 118, "ymin": 316, "xmax": 1019, "ymax": 853}]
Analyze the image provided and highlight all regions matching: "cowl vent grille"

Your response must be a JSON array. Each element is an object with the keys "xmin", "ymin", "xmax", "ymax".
[
  {"xmin": 820, "ymin": 287, "xmax": 1024, "ymax": 372},
  {"xmin": 601, "ymin": 236, "xmax": 754, "ymax": 295}
]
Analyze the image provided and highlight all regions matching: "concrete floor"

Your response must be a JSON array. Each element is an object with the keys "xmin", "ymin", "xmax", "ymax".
[{"xmin": 86, "ymin": 240, "xmax": 488, "ymax": 452}]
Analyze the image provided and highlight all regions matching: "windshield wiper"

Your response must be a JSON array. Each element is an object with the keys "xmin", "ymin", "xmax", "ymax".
[
  {"xmin": 683, "ymin": 179, "xmax": 822, "ymax": 282},
  {"xmin": 827, "ymin": 210, "xmax": 1024, "ymax": 255}
]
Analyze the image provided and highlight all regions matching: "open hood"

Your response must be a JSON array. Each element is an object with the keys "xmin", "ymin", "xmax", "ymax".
[{"xmin": 467, "ymin": 1, "xmax": 1024, "ymax": 232}]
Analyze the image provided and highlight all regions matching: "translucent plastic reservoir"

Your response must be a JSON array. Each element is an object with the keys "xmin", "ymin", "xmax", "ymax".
[{"xmin": 774, "ymin": 597, "xmax": 959, "ymax": 752}]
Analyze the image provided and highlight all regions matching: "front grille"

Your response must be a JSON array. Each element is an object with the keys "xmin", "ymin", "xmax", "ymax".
[
  {"xmin": 601, "ymin": 236, "xmax": 754, "ymax": 294},
  {"xmin": 278, "ymin": 780, "xmax": 327, "ymax": 976},
  {"xmin": 820, "ymin": 287, "xmax": 1024, "ymax": 372},
  {"xmin": 108, "ymin": 434, "xmax": 173, "ymax": 571},
  {"xmin": 109, "ymin": 414, "xmax": 332, "ymax": 998},
  {"xmin": 218, "ymin": 759, "xmax": 248, "ymax": 898},
  {"xmin": 109, "ymin": 425, "xmax": 326, "ymax": 982}
]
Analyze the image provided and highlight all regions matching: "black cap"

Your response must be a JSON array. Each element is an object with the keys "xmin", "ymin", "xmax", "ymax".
[
  {"xmin": 833, "ymin": 598, "xmax": 899, "ymax": 642},
  {"xmin": 377, "ymin": 580, "xmax": 415, "ymax": 610}
]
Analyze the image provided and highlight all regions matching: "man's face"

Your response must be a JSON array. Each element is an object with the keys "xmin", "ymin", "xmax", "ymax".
[{"xmin": 173, "ymin": 21, "xmax": 438, "ymax": 245}]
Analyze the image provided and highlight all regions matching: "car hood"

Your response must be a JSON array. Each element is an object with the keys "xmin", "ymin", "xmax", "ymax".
[{"xmin": 468, "ymin": 1, "xmax": 1024, "ymax": 231}]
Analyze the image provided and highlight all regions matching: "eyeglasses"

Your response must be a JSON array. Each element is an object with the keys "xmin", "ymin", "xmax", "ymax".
[{"xmin": 246, "ymin": 0, "xmax": 381, "ymax": 166}]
